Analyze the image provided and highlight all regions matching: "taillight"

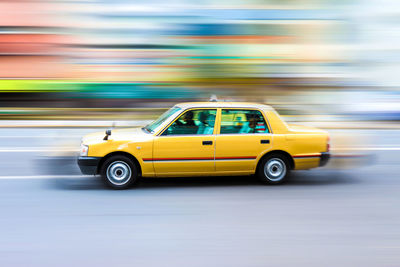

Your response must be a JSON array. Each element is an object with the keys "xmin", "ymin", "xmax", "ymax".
[{"xmin": 327, "ymin": 135, "xmax": 330, "ymax": 152}]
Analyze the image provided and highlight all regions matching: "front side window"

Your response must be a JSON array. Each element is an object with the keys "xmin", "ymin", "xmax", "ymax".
[
  {"xmin": 162, "ymin": 109, "xmax": 217, "ymax": 135},
  {"xmin": 220, "ymin": 109, "xmax": 269, "ymax": 134}
]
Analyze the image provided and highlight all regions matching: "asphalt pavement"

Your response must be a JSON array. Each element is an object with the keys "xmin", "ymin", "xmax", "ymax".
[{"xmin": 0, "ymin": 128, "xmax": 399, "ymax": 267}]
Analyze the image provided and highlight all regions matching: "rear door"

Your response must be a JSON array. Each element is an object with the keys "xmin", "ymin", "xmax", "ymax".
[{"xmin": 215, "ymin": 109, "xmax": 272, "ymax": 173}]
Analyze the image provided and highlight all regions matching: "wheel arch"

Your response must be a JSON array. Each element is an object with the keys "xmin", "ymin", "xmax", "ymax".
[
  {"xmin": 256, "ymin": 150, "xmax": 295, "ymax": 173},
  {"xmin": 97, "ymin": 151, "xmax": 142, "ymax": 176}
]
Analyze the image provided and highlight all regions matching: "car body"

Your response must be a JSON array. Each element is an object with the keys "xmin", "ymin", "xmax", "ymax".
[{"xmin": 78, "ymin": 102, "xmax": 330, "ymax": 188}]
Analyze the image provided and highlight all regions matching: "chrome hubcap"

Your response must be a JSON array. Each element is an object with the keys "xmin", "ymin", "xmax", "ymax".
[
  {"xmin": 106, "ymin": 161, "xmax": 132, "ymax": 185},
  {"xmin": 264, "ymin": 158, "xmax": 286, "ymax": 181}
]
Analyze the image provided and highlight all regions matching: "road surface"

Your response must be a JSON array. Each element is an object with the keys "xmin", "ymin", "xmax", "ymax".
[{"xmin": 0, "ymin": 128, "xmax": 399, "ymax": 267}]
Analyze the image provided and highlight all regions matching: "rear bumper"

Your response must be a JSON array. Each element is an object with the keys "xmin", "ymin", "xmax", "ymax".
[
  {"xmin": 319, "ymin": 152, "xmax": 330, "ymax": 167},
  {"xmin": 77, "ymin": 156, "xmax": 101, "ymax": 175}
]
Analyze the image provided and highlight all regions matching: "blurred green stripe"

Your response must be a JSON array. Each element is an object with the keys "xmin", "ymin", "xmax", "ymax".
[{"xmin": 0, "ymin": 80, "xmax": 198, "ymax": 98}]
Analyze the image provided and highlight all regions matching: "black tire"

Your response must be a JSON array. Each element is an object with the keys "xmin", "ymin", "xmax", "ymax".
[
  {"xmin": 257, "ymin": 153, "xmax": 291, "ymax": 185},
  {"xmin": 100, "ymin": 155, "xmax": 138, "ymax": 189}
]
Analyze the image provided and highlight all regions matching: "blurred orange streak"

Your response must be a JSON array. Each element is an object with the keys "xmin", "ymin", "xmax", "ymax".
[
  {"xmin": 0, "ymin": 56, "xmax": 70, "ymax": 78},
  {"xmin": 0, "ymin": 34, "xmax": 69, "ymax": 54},
  {"xmin": 0, "ymin": 34, "xmax": 67, "ymax": 44}
]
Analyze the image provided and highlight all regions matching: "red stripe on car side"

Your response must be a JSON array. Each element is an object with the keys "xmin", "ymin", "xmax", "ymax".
[
  {"xmin": 143, "ymin": 157, "xmax": 213, "ymax": 161},
  {"xmin": 293, "ymin": 153, "xmax": 321, "ymax": 158},
  {"xmin": 142, "ymin": 156, "xmax": 257, "ymax": 161},
  {"xmin": 216, "ymin": 156, "xmax": 257, "ymax": 160},
  {"xmin": 144, "ymin": 154, "xmax": 322, "ymax": 161},
  {"xmin": 155, "ymin": 157, "xmax": 214, "ymax": 161}
]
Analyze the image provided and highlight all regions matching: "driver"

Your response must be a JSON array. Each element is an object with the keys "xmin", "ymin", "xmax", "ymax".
[{"xmin": 175, "ymin": 111, "xmax": 198, "ymax": 134}]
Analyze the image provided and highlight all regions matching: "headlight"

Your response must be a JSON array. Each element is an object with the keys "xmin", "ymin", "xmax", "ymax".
[{"xmin": 80, "ymin": 144, "xmax": 88, "ymax": 156}]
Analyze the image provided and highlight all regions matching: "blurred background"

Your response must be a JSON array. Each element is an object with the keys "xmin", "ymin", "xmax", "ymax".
[
  {"xmin": 0, "ymin": 1, "xmax": 400, "ymax": 267},
  {"xmin": 1, "ymin": 0, "xmax": 399, "ymax": 123}
]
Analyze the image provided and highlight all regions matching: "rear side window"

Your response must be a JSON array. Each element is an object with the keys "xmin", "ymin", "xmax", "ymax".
[{"xmin": 220, "ymin": 109, "xmax": 269, "ymax": 134}]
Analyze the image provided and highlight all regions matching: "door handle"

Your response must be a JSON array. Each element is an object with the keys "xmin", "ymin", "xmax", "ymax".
[
  {"xmin": 202, "ymin": 140, "xmax": 213, "ymax": 145},
  {"xmin": 260, "ymin": 139, "xmax": 270, "ymax": 144}
]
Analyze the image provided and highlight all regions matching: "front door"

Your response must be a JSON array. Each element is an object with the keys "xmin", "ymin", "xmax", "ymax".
[
  {"xmin": 153, "ymin": 109, "xmax": 217, "ymax": 176},
  {"xmin": 215, "ymin": 109, "xmax": 272, "ymax": 173}
]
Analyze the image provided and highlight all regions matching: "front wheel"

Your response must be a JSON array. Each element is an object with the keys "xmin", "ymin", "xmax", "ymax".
[
  {"xmin": 100, "ymin": 155, "xmax": 138, "ymax": 189},
  {"xmin": 257, "ymin": 154, "xmax": 290, "ymax": 184}
]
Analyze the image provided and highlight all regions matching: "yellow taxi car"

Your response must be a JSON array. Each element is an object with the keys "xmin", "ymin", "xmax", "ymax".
[{"xmin": 78, "ymin": 102, "xmax": 330, "ymax": 189}]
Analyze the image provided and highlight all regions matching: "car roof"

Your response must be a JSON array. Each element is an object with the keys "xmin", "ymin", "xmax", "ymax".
[{"xmin": 175, "ymin": 102, "xmax": 273, "ymax": 110}]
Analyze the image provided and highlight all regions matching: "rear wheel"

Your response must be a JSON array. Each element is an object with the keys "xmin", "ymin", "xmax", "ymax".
[
  {"xmin": 100, "ymin": 155, "xmax": 138, "ymax": 189},
  {"xmin": 257, "ymin": 153, "xmax": 290, "ymax": 184}
]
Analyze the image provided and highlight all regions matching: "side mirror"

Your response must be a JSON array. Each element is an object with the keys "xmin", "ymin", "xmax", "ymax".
[{"xmin": 103, "ymin": 129, "xmax": 112, "ymax": 140}]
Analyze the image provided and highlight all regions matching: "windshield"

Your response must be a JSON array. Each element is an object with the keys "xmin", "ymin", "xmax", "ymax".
[{"xmin": 143, "ymin": 107, "xmax": 181, "ymax": 133}]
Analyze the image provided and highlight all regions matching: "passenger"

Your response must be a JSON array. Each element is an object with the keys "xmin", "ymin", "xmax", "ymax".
[{"xmin": 239, "ymin": 116, "xmax": 257, "ymax": 134}]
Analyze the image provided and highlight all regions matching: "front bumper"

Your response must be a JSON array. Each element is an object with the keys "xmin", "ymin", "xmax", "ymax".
[
  {"xmin": 77, "ymin": 156, "xmax": 101, "ymax": 175},
  {"xmin": 319, "ymin": 152, "xmax": 330, "ymax": 167}
]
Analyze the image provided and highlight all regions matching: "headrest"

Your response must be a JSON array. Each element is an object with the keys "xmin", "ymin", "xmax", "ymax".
[{"xmin": 206, "ymin": 114, "xmax": 216, "ymax": 126}]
